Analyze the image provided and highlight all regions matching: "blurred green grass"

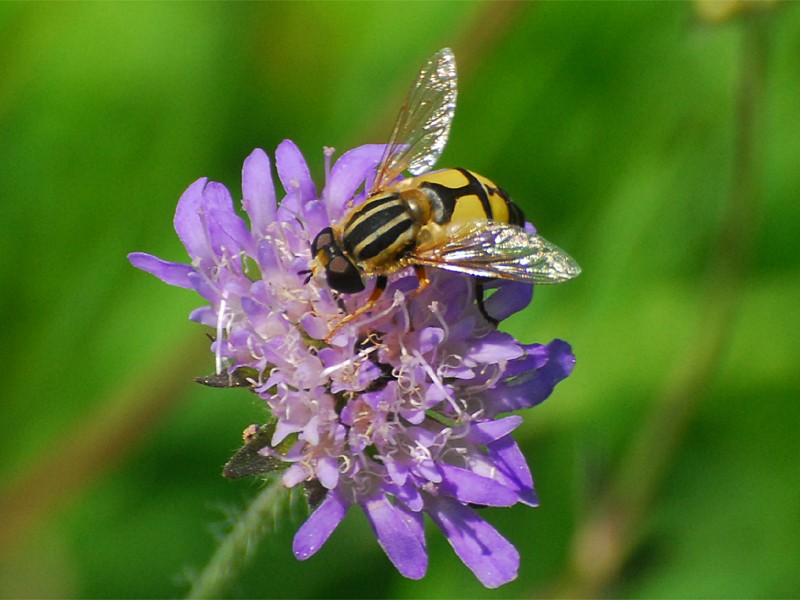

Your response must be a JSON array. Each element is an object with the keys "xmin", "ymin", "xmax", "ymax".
[{"xmin": 1, "ymin": 2, "xmax": 798, "ymax": 598}]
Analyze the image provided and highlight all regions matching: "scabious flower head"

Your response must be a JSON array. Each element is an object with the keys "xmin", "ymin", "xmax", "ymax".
[{"xmin": 129, "ymin": 141, "xmax": 575, "ymax": 588}]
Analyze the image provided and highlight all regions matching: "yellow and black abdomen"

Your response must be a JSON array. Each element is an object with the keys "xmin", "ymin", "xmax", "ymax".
[
  {"xmin": 338, "ymin": 168, "xmax": 526, "ymax": 274},
  {"xmin": 409, "ymin": 168, "xmax": 525, "ymax": 229}
]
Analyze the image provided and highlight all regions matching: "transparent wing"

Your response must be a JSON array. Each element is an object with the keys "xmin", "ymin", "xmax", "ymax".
[
  {"xmin": 371, "ymin": 48, "xmax": 458, "ymax": 194},
  {"xmin": 410, "ymin": 222, "xmax": 581, "ymax": 284}
]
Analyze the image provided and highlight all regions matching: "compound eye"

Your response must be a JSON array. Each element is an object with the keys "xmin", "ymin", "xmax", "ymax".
[
  {"xmin": 327, "ymin": 255, "xmax": 365, "ymax": 294},
  {"xmin": 311, "ymin": 227, "xmax": 334, "ymax": 255}
]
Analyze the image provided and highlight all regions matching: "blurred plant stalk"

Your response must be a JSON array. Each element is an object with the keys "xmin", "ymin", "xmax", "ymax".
[
  {"xmin": 549, "ymin": 9, "xmax": 771, "ymax": 598},
  {"xmin": 186, "ymin": 477, "xmax": 286, "ymax": 599}
]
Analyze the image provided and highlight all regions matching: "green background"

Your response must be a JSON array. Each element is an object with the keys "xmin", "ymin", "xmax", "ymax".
[{"xmin": 1, "ymin": 2, "xmax": 798, "ymax": 598}]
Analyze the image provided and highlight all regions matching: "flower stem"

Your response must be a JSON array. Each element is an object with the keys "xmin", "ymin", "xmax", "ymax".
[{"xmin": 187, "ymin": 477, "xmax": 287, "ymax": 599}]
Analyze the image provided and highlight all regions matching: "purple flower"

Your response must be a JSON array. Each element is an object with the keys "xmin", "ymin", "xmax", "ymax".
[{"xmin": 129, "ymin": 141, "xmax": 575, "ymax": 588}]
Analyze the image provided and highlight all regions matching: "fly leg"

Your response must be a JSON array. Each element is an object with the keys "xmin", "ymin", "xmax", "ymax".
[
  {"xmin": 398, "ymin": 266, "xmax": 432, "ymax": 332},
  {"xmin": 409, "ymin": 265, "xmax": 430, "ymax": 297},
  {"xmin": 475, "ymin": 280, "xmax": 499, "ymax": 327},
  {"xmin": 325, "ymin": 275, "xmax": 388, "ymax": 343}
]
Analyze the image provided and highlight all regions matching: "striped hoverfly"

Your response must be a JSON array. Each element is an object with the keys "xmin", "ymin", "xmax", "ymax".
[{"xmin": 311, "ymin": 48, "xmax": 580, "ymax": 336}]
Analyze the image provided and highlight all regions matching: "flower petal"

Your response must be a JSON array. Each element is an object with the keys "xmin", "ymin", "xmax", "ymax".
[
  {"xmin": 466, "ymin": 416, "xmax": 523, "ymax": 445},
  {"xmin": 302, "ymin": 199, "xmax": 331, "ymax": 237},
  {"xmin": 276, "ymin": 139, "xmax": 316, "ymax": 202},
  {"xmin": 425, "ymin": 494, "xmax": 519, "ymax": 588},
  {"xmin": 201, "ymin": 180, "xmax": 235, "ymax": 212},
  {"xmin": 128, "ymin": 253, "xmax": 194, "ymax": 289},
  {"xmin": 188, "ymin": 306, "xmax": 216, "ymax": 326},
  {"xmin": 395, "ymin": 501, "xmax": 426, "ymax": 547},
  {"xmin": 502, "ymin": 343, "xmax": 549, "ymax": 378},
  {"xmin": 438, "ymin": 464, "xmax": 518, "ymax": 507},
  {"xmin": 241, "ymin": 148, "xmax": 277, "ymax": 238},
  {"xmin": 200, "ymin": 181, "xmax": 253, "ymax": 256},
  {"xmin": 393, "ymin": 481, "xmax": 424, "ymax": 512},
  {"xmin": 360, "ymin": 494, "xmax": 428, "ymax": 580},
  {"xmin": 465, "ymin": 331, "xmax": 523, "ymax": 364},
  {"xmin": 173, "ymin": 178, "xmax": 210, "ymax": 261},
  {"xmin": 282, "ymin": 463, "xmax": 309, "ymax": 488},
  {"xmin": 324, "ymin": 144, "xmax": 385, "ymax": 219},
  {"xmin": 492, "ymin": 339, "xmax": 575, "ymax": 412},
  {"xmin": 205, "ymin": 206, "xmax": 253, "ymax": 257},
  {"xmin": 316, "ymin": 456, "xmax": 339, "ymax": 490},
  {"xmin": 488, "ymin": 435, "xmax": 538, "ymax": 506},
  {"xmin": 293, "ymin": 488, "xmax": 350, "ymax": 560},
  {"xmin": 484, "ymin": 281, "xmax": 533, "ymax": 322}
]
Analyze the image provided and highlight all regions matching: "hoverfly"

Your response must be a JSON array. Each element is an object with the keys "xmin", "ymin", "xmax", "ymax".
[{"xmin": 311, "ymin": 48, "xmax": 580, "ymax": 336}]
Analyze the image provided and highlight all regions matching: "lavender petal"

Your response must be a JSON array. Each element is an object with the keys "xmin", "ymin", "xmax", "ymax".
[
  {"xmin": 438, "ymin": 463, "xmax": 518, "ymax": 507},
  {"xmin": 128, "ymin": 252, "xmax": 194, "ymax": 289},
  {"xmin": 360, "ymin": 493, "xmax": 428, "ymax": 580},
  {"xmin": 484, "ymin": 281, "xmax": 533, "ymax": 322},
  {"xmin": 205, "ymin": 206, "xmax": 254, "ymax": 258},
  {"xmin": 293, "ymin": 487, "xmax": 350, "ymax": 560},
  {"xmin": 276, "ymin": 139, "xmax": 316, "ymax": 202},
  {"xmin": 492, "ymin": 339, "xmax": 575, "ymax": 412},
  {"xmin": 241, "ymin": 148, "xmax": 277, "ymax": 238},
  {"xmin": 173, "ymin": 177, "xmax": 209, "ymax": 260},
  {"xmin": 324, "ymin": 144, "xmax": 385, "ymax": 218},
  {"xmin": 488, "ymin": 435, "xmax": 538, "ymax": 506},
  {"xmin": 466, "ymin": 416, "xmax": 523, "ymax": 446},
  {"xmin": 425, "ymin": 495, "xmax": 519, "ymax": 588}
]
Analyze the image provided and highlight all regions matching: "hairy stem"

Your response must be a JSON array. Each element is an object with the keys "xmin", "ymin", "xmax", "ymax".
[{"xmin": 187, "ymin": 477, "xmax": 287, "ymax": 599}]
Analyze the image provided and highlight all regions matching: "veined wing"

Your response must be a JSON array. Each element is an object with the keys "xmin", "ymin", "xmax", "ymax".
[
  {"xmin": 371, "ymin": 48, "xmax": 458, "ymax": 194},
  {"xmin": 410, "ymin": 222, "xmax": 581, "ymax": 284}
]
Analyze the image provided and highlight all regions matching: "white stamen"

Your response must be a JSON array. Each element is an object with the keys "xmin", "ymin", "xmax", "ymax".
[
  {"xmin": 323, "ymin": 147, "xmax": 335, "ymax": 187},
  {"xmin": 411, "ymin": 440, "xmax": 433, "ymax": 463},
  {"xmin": 338, "ymin": 454, "xmax": 351, "ymax": 473},
  {"xmin": 412, "ymin": 348, "xmax": 461, "ymax": 418},
  {"xmin": 462, "ymin": 363, "xmax": 505, "ymax": 394},
  {"xmin": 245, "ymin": 335, "xmax": 266, "ymax": 362},
  {"xmin": 215, "ymin": 292, "xmax": 228, "ymax": 375},
  {"xmin": 429, "ymin": 301, "xmax": 450, "ymax": 342},
  {"xmin": 351, "ymin": 289, "xmax": 404, "ymax": 331},
  {"xmin": 319, "ymin": 356, "xmax": 357, "ymax": 380}
]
